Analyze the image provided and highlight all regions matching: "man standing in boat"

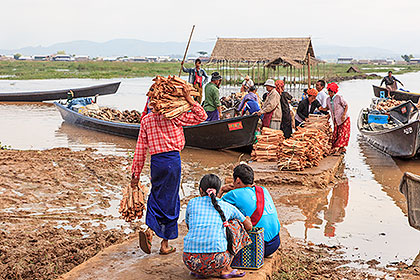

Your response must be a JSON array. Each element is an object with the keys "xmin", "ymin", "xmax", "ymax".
[
  {"xmin": 380, "ymin": 71, "xmax": 404, "ymax": 97},
  {"xmin": 132, "ymin": 90, "xmax": 207, "ymax": 255},
  {"xmin": 181, "ymin": 58, "xmax": 208, "ymax": 104},
  {"xmin": 203, "ymin": 72, "xmax": 223, "ymax": 121}
]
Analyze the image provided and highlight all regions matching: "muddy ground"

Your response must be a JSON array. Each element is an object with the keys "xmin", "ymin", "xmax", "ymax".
[{"xmin": 0, "ymin": 148, "xmax": 419, "ymax": 279}]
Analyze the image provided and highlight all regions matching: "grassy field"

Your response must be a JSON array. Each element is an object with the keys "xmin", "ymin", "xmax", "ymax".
[{"xmin": 0, "ymin": 60, "xmax": 419, "ymax": 81}]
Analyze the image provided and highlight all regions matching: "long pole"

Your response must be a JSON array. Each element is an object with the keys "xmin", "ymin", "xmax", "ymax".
[
  {"xmin": 179, "ymin": 25, "xmax": 195, "ymax": 77},
  {"xmin": 307, "ymin": 53, "xmax": 311, "ymax": 88}
]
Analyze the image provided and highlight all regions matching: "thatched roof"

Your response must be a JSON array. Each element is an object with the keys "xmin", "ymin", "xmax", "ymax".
[{"xmin": 210, "ymin": 37, "xmax": 316, "ymax": 68}]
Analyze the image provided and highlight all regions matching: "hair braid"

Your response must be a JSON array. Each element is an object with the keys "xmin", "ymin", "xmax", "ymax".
[{"xmin": 209, "ymin": 193, "xmax": 234, "ymax": 254}]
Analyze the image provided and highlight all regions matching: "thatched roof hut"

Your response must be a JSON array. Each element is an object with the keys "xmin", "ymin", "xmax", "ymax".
[
  {"xmin": 210, "ymin": 37, "xmax": 316, "ymax": 68},
  {"xmin": 346, "ymin": 66, "xmax": 361, "ymax": 73}
]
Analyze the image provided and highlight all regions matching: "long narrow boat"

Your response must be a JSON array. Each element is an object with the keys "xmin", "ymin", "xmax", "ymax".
[
  {"xmin": 399, "ymin": 172, "xmax": 420, "ymax": 231},
  {"xmin": 54, "ymin": 102, "xmax": 259, "ymax": 150},
  {"xmin": 0, "ymin": 82, "xmax": 121, "ymax": 102},
  {"xmin": 372, "ymin": 85, "xmax": 420, "ymax": 103},
  {"xmin": 357, "ymin": 101, "xmax": 420, "ymax": 158}
]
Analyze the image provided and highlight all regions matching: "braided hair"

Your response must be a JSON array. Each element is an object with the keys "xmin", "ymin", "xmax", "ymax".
[{"xmin": 199, "ymin": 174, "xmax": 234, "ymax": 254}]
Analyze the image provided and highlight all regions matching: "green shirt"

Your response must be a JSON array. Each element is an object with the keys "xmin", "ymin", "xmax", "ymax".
[{"xmin": 203, "ymin": 83, "xmax": 221, "ymax": 112}]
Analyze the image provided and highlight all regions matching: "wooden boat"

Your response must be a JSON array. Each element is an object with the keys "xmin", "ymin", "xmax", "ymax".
[
  {"xmin": 399, "ymin": 172, "xmax": 420, "ymax": 231},
  {"xmin": 358, "ymin": 101, "xmax": 420, "ymax": 158},
  {"xmin": 372, "ymin": 85, "xmax": 420, "ymax": 103},
  {"xmin": 54, "ymin": 102, "xmax": 259, "ymax": 150},
  {"xmin": 0, "ymin": 82, "xmax": 120, "ymax": 102}
]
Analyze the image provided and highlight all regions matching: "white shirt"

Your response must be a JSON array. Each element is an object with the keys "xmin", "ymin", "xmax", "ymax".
[{"xmin": 316, "ymin": 88, "xmax": 328, "ymax": 108}]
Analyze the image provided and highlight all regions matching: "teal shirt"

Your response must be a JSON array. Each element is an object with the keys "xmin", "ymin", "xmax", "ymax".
[
  {"xmin": 203, "ymin": 83, "xmax": 221, "ymax": 112},
  {"xmin": 222, "ymin": 186, "xmax": 281, "ymax": 242}
]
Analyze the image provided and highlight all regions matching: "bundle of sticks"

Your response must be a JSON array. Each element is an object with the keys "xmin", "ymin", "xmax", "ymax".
[
  {"xmin": 83, "ymin": 108, "xmax": 142, "ymax": 123},
  {"xmin": 147, "ymin": 75, "xmax": 200, "ymax": 119},
  {"xmin": 119, "ymin": 184, "xmax": 146, "ymax": 222},
  {"xmin": 375, "ymin": 99, "xmax": 404, "ymax": 112},
  {"xmin": 251, "ymin": 128, "xmax": 285, "ymax": 162},
  {"xmin": 278, "ymin": 116, "xmax": 332, "ymax": 171}
]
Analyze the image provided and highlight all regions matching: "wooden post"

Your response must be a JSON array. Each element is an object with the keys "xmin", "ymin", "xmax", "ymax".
[
  {"xmin": 307, "ymin": 53, "xmax": 311, "ymax": 88},
  {"xmin": 179, "ymin": 25, "xmax": 195, "ymax": 76}
]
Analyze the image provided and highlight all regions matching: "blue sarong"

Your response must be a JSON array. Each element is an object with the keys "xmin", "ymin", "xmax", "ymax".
[{"xmin": 146, "ymin": 151, "xmax": 181, "ymax": 240}]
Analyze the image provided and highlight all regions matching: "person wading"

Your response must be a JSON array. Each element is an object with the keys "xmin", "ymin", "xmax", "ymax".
[
  {"xmin": 181, "ymin": 58, "xmax": 209, "ymax": 104},
  {"xmin": 132, "ymin": 90, "xmax": 207, "ymax": 255},
  {"xmin": 258, "ymin": 79, "xmax": 282, "ymax": 130},
  {"xmin": 203, "ymin": 72, "xmax": 223, "ymax": 121}
]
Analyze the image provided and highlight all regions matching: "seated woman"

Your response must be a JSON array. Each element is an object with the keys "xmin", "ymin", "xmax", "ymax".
[
  {"xmin": 237, "ymin": 85, "xmax": 259, "ymax": 112},
  {"xmin": 295, "ymin": 88, "xmax": 322, "ymax": 127},
  {"xmin": 219, "ymin": 164, "xmax": 281, "ymax": 258},
  {"xmin": 183, "ymin": 174, "xmax": 253, "ymax": 279},
  {"xmin": 241, "ymin": 99, "xmax": 260, "ymax": 116}
]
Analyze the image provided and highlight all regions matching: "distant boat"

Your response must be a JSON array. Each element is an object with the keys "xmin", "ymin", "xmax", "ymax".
[
  {"xmin": 358, "ymin": 101, "xmax": 420, "ymax": 158},
  {"xmin": 372, "ymin": 85, "xmax": 420, "ymax": 103},
  {"xmin": 0, "ymin": 82, "xmax": 120, "ymax": 102},
  {"xmin": 54, "ymin": 102, "xmax": 259, "ymax": 151}
]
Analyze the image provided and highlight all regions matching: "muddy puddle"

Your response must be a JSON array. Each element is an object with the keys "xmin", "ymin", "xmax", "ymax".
[{"xmin": 1, "ymin": 74, "xmax": 420, "ymax": 276}]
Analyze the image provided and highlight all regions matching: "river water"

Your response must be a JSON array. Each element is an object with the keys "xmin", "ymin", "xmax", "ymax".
[{"xmin": 1, "ymin": 74, "xmax": 419, "ymax": 268}]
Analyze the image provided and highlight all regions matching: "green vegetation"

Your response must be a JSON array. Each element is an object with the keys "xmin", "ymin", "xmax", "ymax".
[
  {"xmin": 0, "ymin": 60, "xmax": 194, "ymax": 80},
  {"xmin": 0, "ymin": 60, "xmax": 419, "ymax": 81},
  {"xmin": 0, "ymin": 142, "xmax": 11, "ymax": 150}
]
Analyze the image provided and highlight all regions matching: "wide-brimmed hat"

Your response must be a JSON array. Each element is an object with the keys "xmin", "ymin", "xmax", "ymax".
[
  {"xmin": 264, "ymin": 79, "xmax": 275, "ymax": 87},
  {"xmin": 211, "ymin": 72, "xmax": 222, "ymax": 81}
]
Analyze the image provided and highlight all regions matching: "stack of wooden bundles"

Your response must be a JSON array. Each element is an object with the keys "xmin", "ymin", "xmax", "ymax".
[
  {"xmin": 147, "ymin": 75, "xmax": 200, "ymax": 119},
  {"xmin": 376, "ymin": 99, "xmax": 403, "ymax": 111},
  {"xmin": 278, "ymin": 115, "xmax": 332, "ymax": 171},
  {"xmin": 119, "ymin": 184, "xmax": 147, "ymax": 222},
  {"xmin": 83, "ymin": 108, "xmax": 142, "ymax": 123},
  {"xmin": 251, "ymin": 128, "xmax": 284, "ymax": 162}
]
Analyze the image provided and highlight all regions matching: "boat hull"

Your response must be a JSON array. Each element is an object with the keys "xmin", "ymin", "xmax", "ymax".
[
  {"xmin": 372, "ymin": 85, "xmax": 420, "ymax": 103},
  {"xmin": 55, "ymin": 102, "xmax": 259, "ymax": 150},
  {"xmin": 357, "ymin": 110, "xmax": 420, "ymax": 158},
  {"xmin": 183, "ymin": 115, "xmax": 259, "ymax": 150},
  {"xmin": 0, "ymin": 82, "xmax": 121, "ymax": 102}
]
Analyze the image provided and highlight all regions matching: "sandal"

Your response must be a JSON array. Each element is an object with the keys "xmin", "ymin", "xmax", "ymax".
[
  {"xmin": 139, "ymin": 229, "xmax": 152, "ymax": 254},
  {"xmin": 159, "ymin": 245, "xmax": 176, "ymax": 255},
  {"xmin": 220, "ymin": 269, "xmax": 246, "ymax": 279}
]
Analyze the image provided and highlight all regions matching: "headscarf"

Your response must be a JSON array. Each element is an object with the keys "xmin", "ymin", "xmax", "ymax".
[
  {"xmin": 275, "ymin": 80, "xmax": 285, "ymax": 94},
  {"xmin": 327, "ymin": 82, "xmax": 339, "ymax": 93},
  {"xmin": 307, "ymin": 88, "xmax": 318, "ymax": 97}
]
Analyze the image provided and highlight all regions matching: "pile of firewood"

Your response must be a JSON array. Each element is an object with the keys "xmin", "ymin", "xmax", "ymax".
[
  {"xmin": 278, "ymin": 115, "xmax": 331, "ymax": 171},
  {"xmin": 375, "ymin": 99, "xmax": 404, "ymax": 111},
  {"xmin": 82, "ymin": 108, "xmax": 142, "ymax": 123},
  {"xmin": 119, "ymin": 184, "xmax": 147, "ymax": 222},
  {"xmin": 147, "ymin": 75, "xmax": 200, "ymax": 119},
  {"xmin": 251, "ymin": 128, "xmax": 284, "ymax": 162}
]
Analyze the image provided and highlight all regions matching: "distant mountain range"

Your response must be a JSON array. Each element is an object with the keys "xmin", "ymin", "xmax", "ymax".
[
  {"xmin": 0, "ymin": 39, "xmax": 216, "ymax": 58},
  {"xmin": 0, "ymin": 39, "xmax": 412, "ymax": 60}
]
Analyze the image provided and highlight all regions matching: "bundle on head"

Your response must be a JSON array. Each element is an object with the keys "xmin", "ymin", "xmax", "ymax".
[
  {"xmin": 147, "ymin": 75, "xmax": 200, "ymax": 119},
  {"xmin": 251, "ymin": 128, "xmax": 285, "ymax": 162},
  {"xmin": 119, "ymin": 184, "xmax": 147, "ymax": 222},
  {"xmin": 278, "ymin": 114, "xmax": 332, "ymax": 171}
]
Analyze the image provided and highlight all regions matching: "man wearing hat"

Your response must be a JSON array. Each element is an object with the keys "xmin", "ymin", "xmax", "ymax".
[
  {"xmin": 203, "ymin": 72, "xmax": 223, "ymax": 121},
  {"xmin": 258, "ymin": 79, "xmax": 282, "ymax": 129}
]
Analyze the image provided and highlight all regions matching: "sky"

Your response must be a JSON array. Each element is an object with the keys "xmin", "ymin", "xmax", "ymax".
[{"xmin": 1, "ymin": 0, "xmax": 420, "ymax": 54}]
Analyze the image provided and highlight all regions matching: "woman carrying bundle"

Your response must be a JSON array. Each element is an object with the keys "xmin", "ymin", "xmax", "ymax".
[{"xmin": 183, "ymin": 174, "xmax": 252, "ymax": 279}]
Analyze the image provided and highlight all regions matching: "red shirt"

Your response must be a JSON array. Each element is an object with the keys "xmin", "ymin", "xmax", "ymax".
[{"xmin": 132, "ymin": 102, "xmax": 207, "ymax": 177}]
